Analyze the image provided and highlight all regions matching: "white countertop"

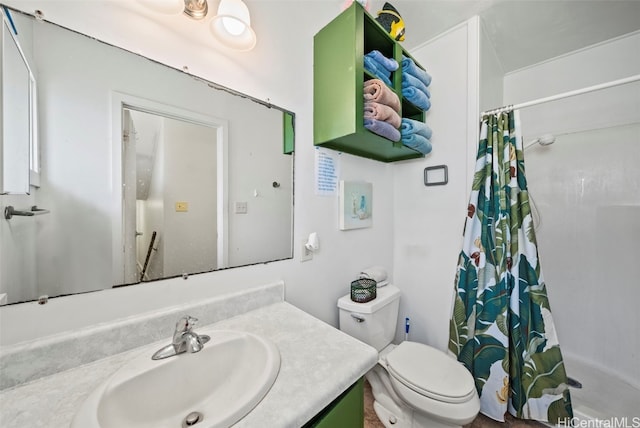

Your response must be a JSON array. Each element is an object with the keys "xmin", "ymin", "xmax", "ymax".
[{"xmin": 0, "ymin": 302, "xmax": 378, "ymax": 428}]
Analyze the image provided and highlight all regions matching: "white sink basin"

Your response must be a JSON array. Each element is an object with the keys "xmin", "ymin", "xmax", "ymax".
[{"xmin": 71, "ymin": 330, "xmax": 280, "ymax": 428}]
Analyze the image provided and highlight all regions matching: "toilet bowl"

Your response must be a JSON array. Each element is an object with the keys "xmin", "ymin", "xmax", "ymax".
[{"xmin": 338, "ymin": 285, "xmax": 479, "ymax": 428}]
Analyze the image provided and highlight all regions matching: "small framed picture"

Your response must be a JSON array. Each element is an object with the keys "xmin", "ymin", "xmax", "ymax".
[{"xmin": 339, "ymin": 181, "xmax": 372, "ymax": 230}]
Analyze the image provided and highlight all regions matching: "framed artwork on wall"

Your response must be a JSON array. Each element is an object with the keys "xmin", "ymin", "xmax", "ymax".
[{"xmin": 339, "ymin": 181, "xmax": 373, "ymax": 230}]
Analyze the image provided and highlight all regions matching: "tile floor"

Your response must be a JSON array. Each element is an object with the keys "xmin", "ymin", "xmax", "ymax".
[{"xmin": 364, "ymin": 380, "xmax": 546, "ymax": 428}]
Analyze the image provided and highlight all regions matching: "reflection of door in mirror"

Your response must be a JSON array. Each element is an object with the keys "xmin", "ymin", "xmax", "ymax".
[
  {"xmin": 122, "ymin": 107, "xmax": 221, "ymax": 285},
  {"xmin": 1, "ymin": 11, "xmax": 34, "ymax": 194}
]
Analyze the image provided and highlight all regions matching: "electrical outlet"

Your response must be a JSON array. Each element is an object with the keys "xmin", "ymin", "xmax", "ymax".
[{"xmin": 300, "ymin": 239, "xmax": 313, "ymax": 262}]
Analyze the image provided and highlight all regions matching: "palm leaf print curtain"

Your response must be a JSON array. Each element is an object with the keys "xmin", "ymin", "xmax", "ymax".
[{"xmin": 448, "ymin": 110, "xmax": 573, "ymax": 424}]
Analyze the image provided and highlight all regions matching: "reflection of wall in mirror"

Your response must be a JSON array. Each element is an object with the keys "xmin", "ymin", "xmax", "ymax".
[
  {"xmin": 227, "ymin": 102, "xmax": 292, "ymax": 268},
  {"xmin": 0, "ymin": 12, "xmax": 293, "ymax": 304}
]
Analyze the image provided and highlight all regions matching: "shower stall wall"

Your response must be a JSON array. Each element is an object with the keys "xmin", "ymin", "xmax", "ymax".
[{"xmin": 525, "ymin": 122, "xmax": 640, "ymax": 421}]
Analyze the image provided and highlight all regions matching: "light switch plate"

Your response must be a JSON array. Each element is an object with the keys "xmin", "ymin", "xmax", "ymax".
[
  {"xmin": 234, "ymin": 201, "xmax": 248, "ymax": 214},
  {"xmin": 175, "ymin": 202, "xmax": 188, "ymax": 212}
]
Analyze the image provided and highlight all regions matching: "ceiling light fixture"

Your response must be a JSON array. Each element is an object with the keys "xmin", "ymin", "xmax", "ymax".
[
  {"xmin": 209, "ymin": 0, "xmax": 257, "ymax": 51},
  {"xmin": 137, "ymin": 0, "xmax": 256, "ymax": 51},
  {"xmin": 183, "ymin": 0, "xmax": 208, "ymax": 20}
]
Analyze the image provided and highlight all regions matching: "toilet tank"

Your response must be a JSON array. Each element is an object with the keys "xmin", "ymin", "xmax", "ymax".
[{"xmin": 337, "ymin": 285, "xmax": 401, "ymax": 351}]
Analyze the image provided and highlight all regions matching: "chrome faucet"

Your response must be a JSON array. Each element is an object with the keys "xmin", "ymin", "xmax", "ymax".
[{"xmin": 151, "ymin": 315, "xmax": 211, "ymax": 360}]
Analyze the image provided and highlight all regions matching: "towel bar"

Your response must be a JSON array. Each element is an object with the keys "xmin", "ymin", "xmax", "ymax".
[{"xmin": 4, "ymin": 205, "xmax": 50, "ymax": 220}]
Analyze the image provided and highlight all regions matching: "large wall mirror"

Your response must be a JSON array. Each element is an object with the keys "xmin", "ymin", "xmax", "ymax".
[{"xmin": 0, "ymin": 7, "xmax": 294, "ymax": 305}]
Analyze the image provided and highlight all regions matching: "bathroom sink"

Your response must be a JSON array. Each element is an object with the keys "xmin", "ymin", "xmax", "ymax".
[{"xmin": 71, "ymin": 330, "xmax": 280, "ymax": 428}]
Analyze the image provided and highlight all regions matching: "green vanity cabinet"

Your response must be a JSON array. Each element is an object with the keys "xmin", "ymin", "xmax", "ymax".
[
  {"xmin": 313, "ymin": 2, "xmax": 427, "ymax": 162},
  {"xmin": 303, "ymin": 378, "xmax": 365, "ymax": 427}
]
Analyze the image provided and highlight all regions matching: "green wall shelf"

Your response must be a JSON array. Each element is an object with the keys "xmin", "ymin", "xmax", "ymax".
[{"xmin": 314, "ymin": 2, "xmax": 427, "ymax": 163}]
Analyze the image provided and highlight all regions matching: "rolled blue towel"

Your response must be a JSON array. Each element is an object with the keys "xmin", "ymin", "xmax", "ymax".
[
  {"xmin": 364, "ymin": 118, "xmax": 401, "ymax": 142},
  {"xmin": 364, "ymin": 56, "xmax": 392, "ymax": 86},
  {"xmin": 402, "ymin": 55, "xmax": 432, "ymax": 87},
  {"xmin": 401, "ymin": 118, "xmax": 432, "ymax": 140},
  {"xmin": 365, "ymin": 50, "xmax": 399, "ymax": 72},
  {"xmin": 402, "ymin": 72, "xmax": 430, "ymax": 98},
  {"xmin": 364, "ymin": 55, "xmax": 389, "ymax": 78},
  {"xmin": 401, "ymin": 133, "xmax": 432, "ymax": 155},
  {"xmin": 402, "ymin": 86, "xmax": 431, "ymax": 111}
]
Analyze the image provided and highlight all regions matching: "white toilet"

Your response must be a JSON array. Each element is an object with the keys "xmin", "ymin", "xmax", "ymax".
[{"xmin": 338, "ymin": 285, "xmax": 480, "ymax": 428}]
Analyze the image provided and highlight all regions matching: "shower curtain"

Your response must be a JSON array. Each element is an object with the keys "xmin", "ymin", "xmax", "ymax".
[{"xmin": 448, "ymin": 110, "xmax": 573, "ymax": 424}]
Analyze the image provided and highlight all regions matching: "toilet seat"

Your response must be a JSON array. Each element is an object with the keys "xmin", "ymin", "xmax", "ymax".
[{"xmin": 385, "ymin": 342, "xmax": 476, "ymax": 404}]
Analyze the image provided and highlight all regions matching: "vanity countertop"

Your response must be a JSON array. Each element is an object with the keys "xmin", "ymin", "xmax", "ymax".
[{"xmin": 0, "ymin": 302, "xmax": 378, "ymax": 428}]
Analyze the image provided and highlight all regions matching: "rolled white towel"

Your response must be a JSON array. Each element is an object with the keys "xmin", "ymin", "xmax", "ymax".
[{"xmin": 359, "ymin": 266, "xmax": 388, "ymax": 287}]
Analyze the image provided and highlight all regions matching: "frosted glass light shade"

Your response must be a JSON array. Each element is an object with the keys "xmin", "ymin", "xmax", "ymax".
[
  {"xmin": 210, "ymin": 0, "xmax": 257, "ymax": 51},
  {"xmin": 137, "ymin": 0, "xmax": 184, "ymax": 15}
]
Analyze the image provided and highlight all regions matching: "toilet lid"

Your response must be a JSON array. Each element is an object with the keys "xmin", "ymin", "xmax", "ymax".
[{"xmin": 385, "ymin": 342, "xmax": 476, "ymax": 404}]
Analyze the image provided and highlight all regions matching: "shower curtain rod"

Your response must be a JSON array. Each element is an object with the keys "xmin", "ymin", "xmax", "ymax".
[{"xmin": 481, "ymin": 74, "xmax": 640, "ymax": 116}]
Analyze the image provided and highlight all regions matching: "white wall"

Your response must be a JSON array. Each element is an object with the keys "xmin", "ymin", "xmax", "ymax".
[
  {"xmin": 479, "ymin": 18, "xmax": 504, "ymax": 114},
  {"xmin": 391, "ymin": 18, "xmax": 479, "ymax": 351},
  {"xmin": 504, "ymin": 32, "xmax": 640, "ymax": 387},
  {"xmin": 504, "ymin": 31, "xmax": 640, "ymax": 142}
]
